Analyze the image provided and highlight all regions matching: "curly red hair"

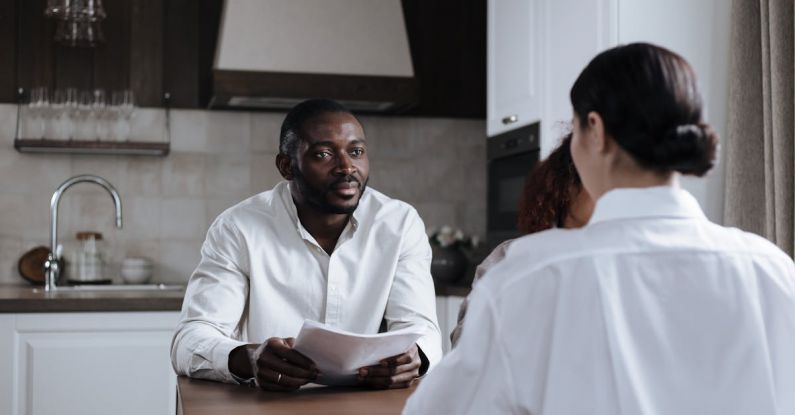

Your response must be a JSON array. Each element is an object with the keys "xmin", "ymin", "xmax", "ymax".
[{"xmin": 516, "ymin": 134, "xmax": 581, "ymax": 234}]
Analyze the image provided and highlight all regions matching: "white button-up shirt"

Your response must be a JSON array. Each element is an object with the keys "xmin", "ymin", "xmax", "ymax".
[
  {"xmin": 404, "ymin": 186, "xmax": 795, "ymax": 415},
  {"xmin": 171, "ymin": 181, "xmax": 442, "ymax": 383}
]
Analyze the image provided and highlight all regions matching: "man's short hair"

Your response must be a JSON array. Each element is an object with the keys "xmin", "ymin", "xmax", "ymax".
[{"xmin": 279, "ymin": 98, "xmax": 356, "ymax": 158}]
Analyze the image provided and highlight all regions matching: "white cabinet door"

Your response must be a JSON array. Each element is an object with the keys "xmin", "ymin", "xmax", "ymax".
[
  {"xmin": 487, "ymin": 0, "xmax": 543, "ymax": 137},
  {"xmin": 3, "ymin": 312, "xmax": 179, "ymax": 415},
  {"xmin": 435, "ymin": 295, "xmax": 466, "ymax": 355}
]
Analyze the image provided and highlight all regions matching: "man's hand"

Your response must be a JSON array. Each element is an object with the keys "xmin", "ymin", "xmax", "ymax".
[
  {"xmin": 230, "ymin": 337, "xmax": 318, "ymax": 391},
  {"xmin": 357, "ymin": 344, "xmax": 421, "ymax": 389}
]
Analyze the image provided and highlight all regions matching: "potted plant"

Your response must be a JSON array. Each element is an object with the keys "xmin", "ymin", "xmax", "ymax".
[{"xmin": 428, "ymin": 226, "xmax": 479, "ymax": 284}]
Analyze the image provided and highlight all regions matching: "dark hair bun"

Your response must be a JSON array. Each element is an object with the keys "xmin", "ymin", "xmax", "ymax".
[{"xmin": 651, "ymin": 123, "xmax": 718, "ymax": 177}]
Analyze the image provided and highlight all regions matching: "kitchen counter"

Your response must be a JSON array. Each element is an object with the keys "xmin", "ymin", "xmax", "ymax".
[
  {"xmin": 0, "ymin": 284, "xmax": 185, "ymax": 313},
  {"xmin": 177, "ymin": 377, "xmax": 415, "ymax": 415}
]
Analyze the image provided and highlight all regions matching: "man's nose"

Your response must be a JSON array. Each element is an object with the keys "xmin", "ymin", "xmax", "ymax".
[{"xmin": 334, "ymin": 153, "xmax": 356, "ymax": 175}]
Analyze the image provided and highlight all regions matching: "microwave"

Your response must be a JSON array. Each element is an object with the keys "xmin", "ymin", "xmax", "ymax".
[{"xmin": 486, "ymin": 123, "xmax": 540, "ymax": 246}]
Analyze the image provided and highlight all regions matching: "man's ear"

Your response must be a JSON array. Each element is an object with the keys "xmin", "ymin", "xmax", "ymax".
[
  {"xmin": 276, "ymin": 154, "xmax": 294, "ymax": 180},
  {"xmin": 587, "ymin": 111, "xmax": 608, "ymax": 154}
]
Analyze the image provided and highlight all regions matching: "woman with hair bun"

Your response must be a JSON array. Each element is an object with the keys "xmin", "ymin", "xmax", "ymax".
[{"xmin": 405, "ymin": 43, "xmax": 795, "ymax": 415}]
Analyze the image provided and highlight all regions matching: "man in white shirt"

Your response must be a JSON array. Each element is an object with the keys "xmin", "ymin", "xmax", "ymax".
[{"xmin": 171, "ymin": 99, "xmax": 442, "ymax": 391}]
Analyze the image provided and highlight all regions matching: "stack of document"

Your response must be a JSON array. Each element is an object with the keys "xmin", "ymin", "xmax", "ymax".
[{"xmin": 293, "ymin": 320, "xmax": 423, "ymax": 386}]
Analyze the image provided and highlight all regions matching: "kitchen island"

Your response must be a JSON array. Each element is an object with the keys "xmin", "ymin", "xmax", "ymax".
[{"xmin": 178, "ymin": 376, "xmax": 416, "ymax": 415}]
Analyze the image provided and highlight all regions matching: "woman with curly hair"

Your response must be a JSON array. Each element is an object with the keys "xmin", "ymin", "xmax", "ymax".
[{"xmin": 450, "ymin": 133, "xmax": 594, "ymax": 347}]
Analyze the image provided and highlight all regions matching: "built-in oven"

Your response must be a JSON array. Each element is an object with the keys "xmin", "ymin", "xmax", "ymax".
[{"xmin": 486, "ymin": 123, "xmax": 540, "ymax": 246}]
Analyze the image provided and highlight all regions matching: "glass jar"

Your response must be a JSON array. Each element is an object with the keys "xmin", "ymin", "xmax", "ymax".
[{"xmin": 71, "ymin": 231, "xmax": 107, "ymax": 283}]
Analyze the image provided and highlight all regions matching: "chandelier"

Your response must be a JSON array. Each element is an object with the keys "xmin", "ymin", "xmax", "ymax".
[{"xmin": 44, "ymin": 0, "xmax": 106, "ymax": 47}]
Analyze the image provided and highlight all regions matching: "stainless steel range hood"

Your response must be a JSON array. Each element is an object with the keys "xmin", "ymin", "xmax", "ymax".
[{"xmin": 211, "ymin": 0, "xmax": 418, "ymax": 112}]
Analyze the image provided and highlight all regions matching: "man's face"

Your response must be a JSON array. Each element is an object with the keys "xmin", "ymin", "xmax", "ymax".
[{"xmin": 290, "ymin": 112, "xmax": 370, "ymax": 214}]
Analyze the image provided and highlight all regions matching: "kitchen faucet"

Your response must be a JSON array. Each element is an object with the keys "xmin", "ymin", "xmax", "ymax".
[{"xmin": 43, "ymin": 175, "xmax": 123, "ymax": 292}]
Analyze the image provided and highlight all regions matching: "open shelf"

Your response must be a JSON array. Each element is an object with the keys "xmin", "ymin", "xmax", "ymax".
[{"xmin": 14, "ymin": 139, "xmax": 170, "ymax": 156}]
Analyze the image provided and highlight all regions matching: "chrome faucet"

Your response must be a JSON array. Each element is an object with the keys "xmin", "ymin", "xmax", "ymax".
[{"xmin": 43, "ymin": 175, "xmax": 123, "ymax": 292}]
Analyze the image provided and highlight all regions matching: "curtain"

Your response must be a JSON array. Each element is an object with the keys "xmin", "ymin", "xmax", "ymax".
[{"xmin": 724, "ymin": 0, "xmax": 794, "ymax": 256}]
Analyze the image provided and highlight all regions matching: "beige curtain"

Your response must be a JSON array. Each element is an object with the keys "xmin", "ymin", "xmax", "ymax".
[{"xmin": 724, "ymin": 0, "xmax": 794, "ymax": 256}]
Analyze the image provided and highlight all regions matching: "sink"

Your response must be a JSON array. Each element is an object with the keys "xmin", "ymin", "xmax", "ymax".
[{"xmin": 32, "ymin": 284, "xmax": 185, "ymax": 293}]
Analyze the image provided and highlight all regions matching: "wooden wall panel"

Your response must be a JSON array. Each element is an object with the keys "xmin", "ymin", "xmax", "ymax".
[
  {"xmin": 16, "ymin": 0, "xmax": 55, "ymax": 93},
  {"xmin": 198, "ymin": 0, "xmax": 223, "ymax": 108},
  {"xmin": 0, "ymin": 0, "xmax": 18, "ymax": 101},
  {"xmin": 54, "ymin": 46, "xmax": 93, "ymax": 90},
  {"xmin": 401, "ymin": 0, "xmax": 486, "ymax": 118},
  {"xmin": 94, "ymin": 0, "xmax": 131, "ymax": 94},
  {"xmin": 164, "ymin": 0, "xmax": 199, "ymax": 108},
  {"xmin": 129, "ymin": 0, "xmax": 163, "ymax": 106}
]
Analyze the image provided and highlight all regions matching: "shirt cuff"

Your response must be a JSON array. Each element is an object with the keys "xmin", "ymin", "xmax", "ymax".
[
  {"xmin": 415, "ymin": 331, "xmax": 442, "ymax": 371},
  {"xmin": 211, "ymin": 338, "xmax": 248, "ymax": 384}
]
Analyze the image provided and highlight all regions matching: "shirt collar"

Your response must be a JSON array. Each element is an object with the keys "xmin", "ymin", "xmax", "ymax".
[
  {"xmin": 587, "ymin": 185, "xmax": 707, "ymax": 226},
  {"xmin": 277, "ymin": 181, "xmax": 363, "ymax": 238}
]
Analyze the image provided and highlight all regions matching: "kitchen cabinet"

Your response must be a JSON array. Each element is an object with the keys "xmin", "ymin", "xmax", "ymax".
[
  {"xmin": 487, "ymin": 0, "xmax": 544, "ymax": 137},
  {"xmin": 435, "ymin": 295, "xmax": 465, "ymax": 354},
  {"xmin": 1, "ymin": 0, "xmax": 486, "ymax": 118},
  {"xmin": 0, "ymin": 311, "xmax": 179, "ymax": 415}
]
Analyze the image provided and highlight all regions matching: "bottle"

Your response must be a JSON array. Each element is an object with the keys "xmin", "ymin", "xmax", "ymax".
[{"xmin": 72, "ymin": 231, "xmax": 107, "ymax": 284}]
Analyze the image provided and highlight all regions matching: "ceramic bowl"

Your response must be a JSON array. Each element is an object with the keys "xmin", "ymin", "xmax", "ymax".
[{"xmin": 120, "ymin": 257, "xmax": 153, "ymax": 284}]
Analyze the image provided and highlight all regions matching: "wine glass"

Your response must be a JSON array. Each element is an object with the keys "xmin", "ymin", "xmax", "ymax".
[
  {"xmin": 27, "ymin": 87, "xmax": 49, "ymax": 139},
  {"xmin": 51, "ymin": 89, "xmax": 67, "ymax": 140},
  {"xmin": 64, "ymin": 88, "xmax": 78, "ymax": 140},
  {"xmin": 92, "ymin": 89, "xmax": 108, "ymax": 140},
  {"xmin": 112, "ymin": 90, "xmax": 134, "ymax": 141},
  {"xmin": 75, "ymin": 91, "xmax": 94, "ymax": 141}
]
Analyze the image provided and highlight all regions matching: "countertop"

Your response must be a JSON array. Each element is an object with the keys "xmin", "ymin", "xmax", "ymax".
[
  {"xmin": 0, "ymin": 284, "xmax": 185, "ymax": 313},
  {"xmin": 177, "ymin": 377, "xmax": 415, "ymax": 415},
  {"xmin": 0, "ymin": 280, "xmax": 467, "ymax": 313}
]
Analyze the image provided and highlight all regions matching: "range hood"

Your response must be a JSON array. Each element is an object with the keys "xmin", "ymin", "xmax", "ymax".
[{"xmin": 211, "ymin": 0, "xmax": 418, "ymax": 112}]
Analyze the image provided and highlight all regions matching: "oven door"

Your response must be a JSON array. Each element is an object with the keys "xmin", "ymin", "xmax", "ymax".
[{"xmin": 487, "ymin": 149, "xmax": 540, "ymax": 242}]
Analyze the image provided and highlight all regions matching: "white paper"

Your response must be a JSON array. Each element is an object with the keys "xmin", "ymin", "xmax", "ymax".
[{"xmin": 293, "ymin": 319, "xmax": 423, "ymax": 386}]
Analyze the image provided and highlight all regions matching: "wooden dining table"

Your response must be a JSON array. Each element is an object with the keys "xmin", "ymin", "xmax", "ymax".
[{"xmin": 177, "ymin": 376, "xmax": 417, "ymax": 415}]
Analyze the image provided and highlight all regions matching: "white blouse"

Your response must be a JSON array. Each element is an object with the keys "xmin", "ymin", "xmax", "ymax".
[
  {"xmin": 171, "ymin": 181, "xmax": 442, "ymax": 383},
  {"xmin": 404, "ymin": 186, "xmax": 795, "ymax": 415}
]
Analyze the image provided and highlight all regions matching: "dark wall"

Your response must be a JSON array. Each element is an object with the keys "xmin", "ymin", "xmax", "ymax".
[{"xmin": 1, "ymin": 0, "xmax": 484, "ymax": 118}]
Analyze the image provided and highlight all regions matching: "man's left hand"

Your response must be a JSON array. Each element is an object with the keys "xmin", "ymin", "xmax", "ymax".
[{"xmin": 357, "ymin": 344, "xmax": 421, "ymax": 389}]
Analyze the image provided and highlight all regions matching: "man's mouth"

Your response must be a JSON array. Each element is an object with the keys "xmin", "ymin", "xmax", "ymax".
[{"xmin": 330, "ymin": 180, "xmax": 359, "ymax": 197}]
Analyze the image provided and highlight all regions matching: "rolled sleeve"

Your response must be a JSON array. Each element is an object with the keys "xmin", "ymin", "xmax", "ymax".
[
  {"xmin": 384, "ymin": 208, "xmax": 443, "ymax": 369},
  {"xmin": 170, "ymin": 217, "xmax": 251, "ymax": 384}
]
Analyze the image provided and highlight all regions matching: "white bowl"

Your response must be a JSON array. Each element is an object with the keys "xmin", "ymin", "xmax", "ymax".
[{"xmin": 120, "ymin": 258, "xmax": 153, "ymax": 284}]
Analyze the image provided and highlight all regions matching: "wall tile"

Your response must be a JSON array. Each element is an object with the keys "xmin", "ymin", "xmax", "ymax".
[
  {"xmin": 170, "ymin": 110, "xmax": 209, "ymax": 152},
  {"xmin": 250, "ymin": 154, "xmax": 284, "ymax": 195},
  {"xmin": 0, "ymin": 106, "xmax": 489, "ymax": 287},
  {"xmin": 157, "ymin": 240, "xmax": 202, "ymax": 283},
  {"xmin": 359, "ymin": 115, "xmax": 417, "ymax": 161},
  {"xmin": 0, "ymin": 236, "xmax": 24, "ymax": 285},
  {"xmin": 70, "ymin": 155, "xmax": 129, "ymax": 195},
  {"xmin": 159, "ymin": 198, "xmax": 207, "ymax": 240},
  {"xmin": 162, "ymin": 153, "xmax": 206, "ymax": 197},
  {"xmin": 205, "ymin": 111, "xmax": 251, "ymax": 154},
  {"xmin": 0, "ymin": 151, "xmax": 72, "ymax": 194},
  {"xmin": 413, "ymin": 202, "xmax": 459, "ymax": 234},
  {"xmin": 130, "ymin": 108, "xmax": 168, "ymax": 142},
  {"xmin": 120, "ymin": 197, "xmax": 161, "ymax": 240},
  {"xmin": 250, "ymin": 112, "xmax": 284, "ymax": 153},
  {"xmin": 125, "ymin": 157, "xmax": 163, "ymax": 196},
  {"xmin": 0, "ymin": 193, "xmax": 28, "ymax": 237},
  {"xmin": 205, "ymin": 153, "xmax": 251, "ymax": 198},
  {"xmin": 0, "ymin": 104, "xmax": 18, "ymax": 144}
]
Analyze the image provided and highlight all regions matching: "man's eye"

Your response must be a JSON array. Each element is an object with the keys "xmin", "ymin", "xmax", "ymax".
[
  {"xmin": 314, "ymin": 151, "xmax": 331, "ymax": 159},
  {"xmin": 350, "ymin": 148, "xmax": 365, "ymax": 157}
]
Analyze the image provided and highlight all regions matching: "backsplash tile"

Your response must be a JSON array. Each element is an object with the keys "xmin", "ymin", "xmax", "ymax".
[{"xmin": 0, "ymin": 105, "xmax": 485, "ymax": 285}]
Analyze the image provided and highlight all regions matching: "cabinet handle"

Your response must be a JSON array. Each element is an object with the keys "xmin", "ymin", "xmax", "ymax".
[{"xmin": 502, "ymin": 114, "xmax": 518, "ymax": 125}]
